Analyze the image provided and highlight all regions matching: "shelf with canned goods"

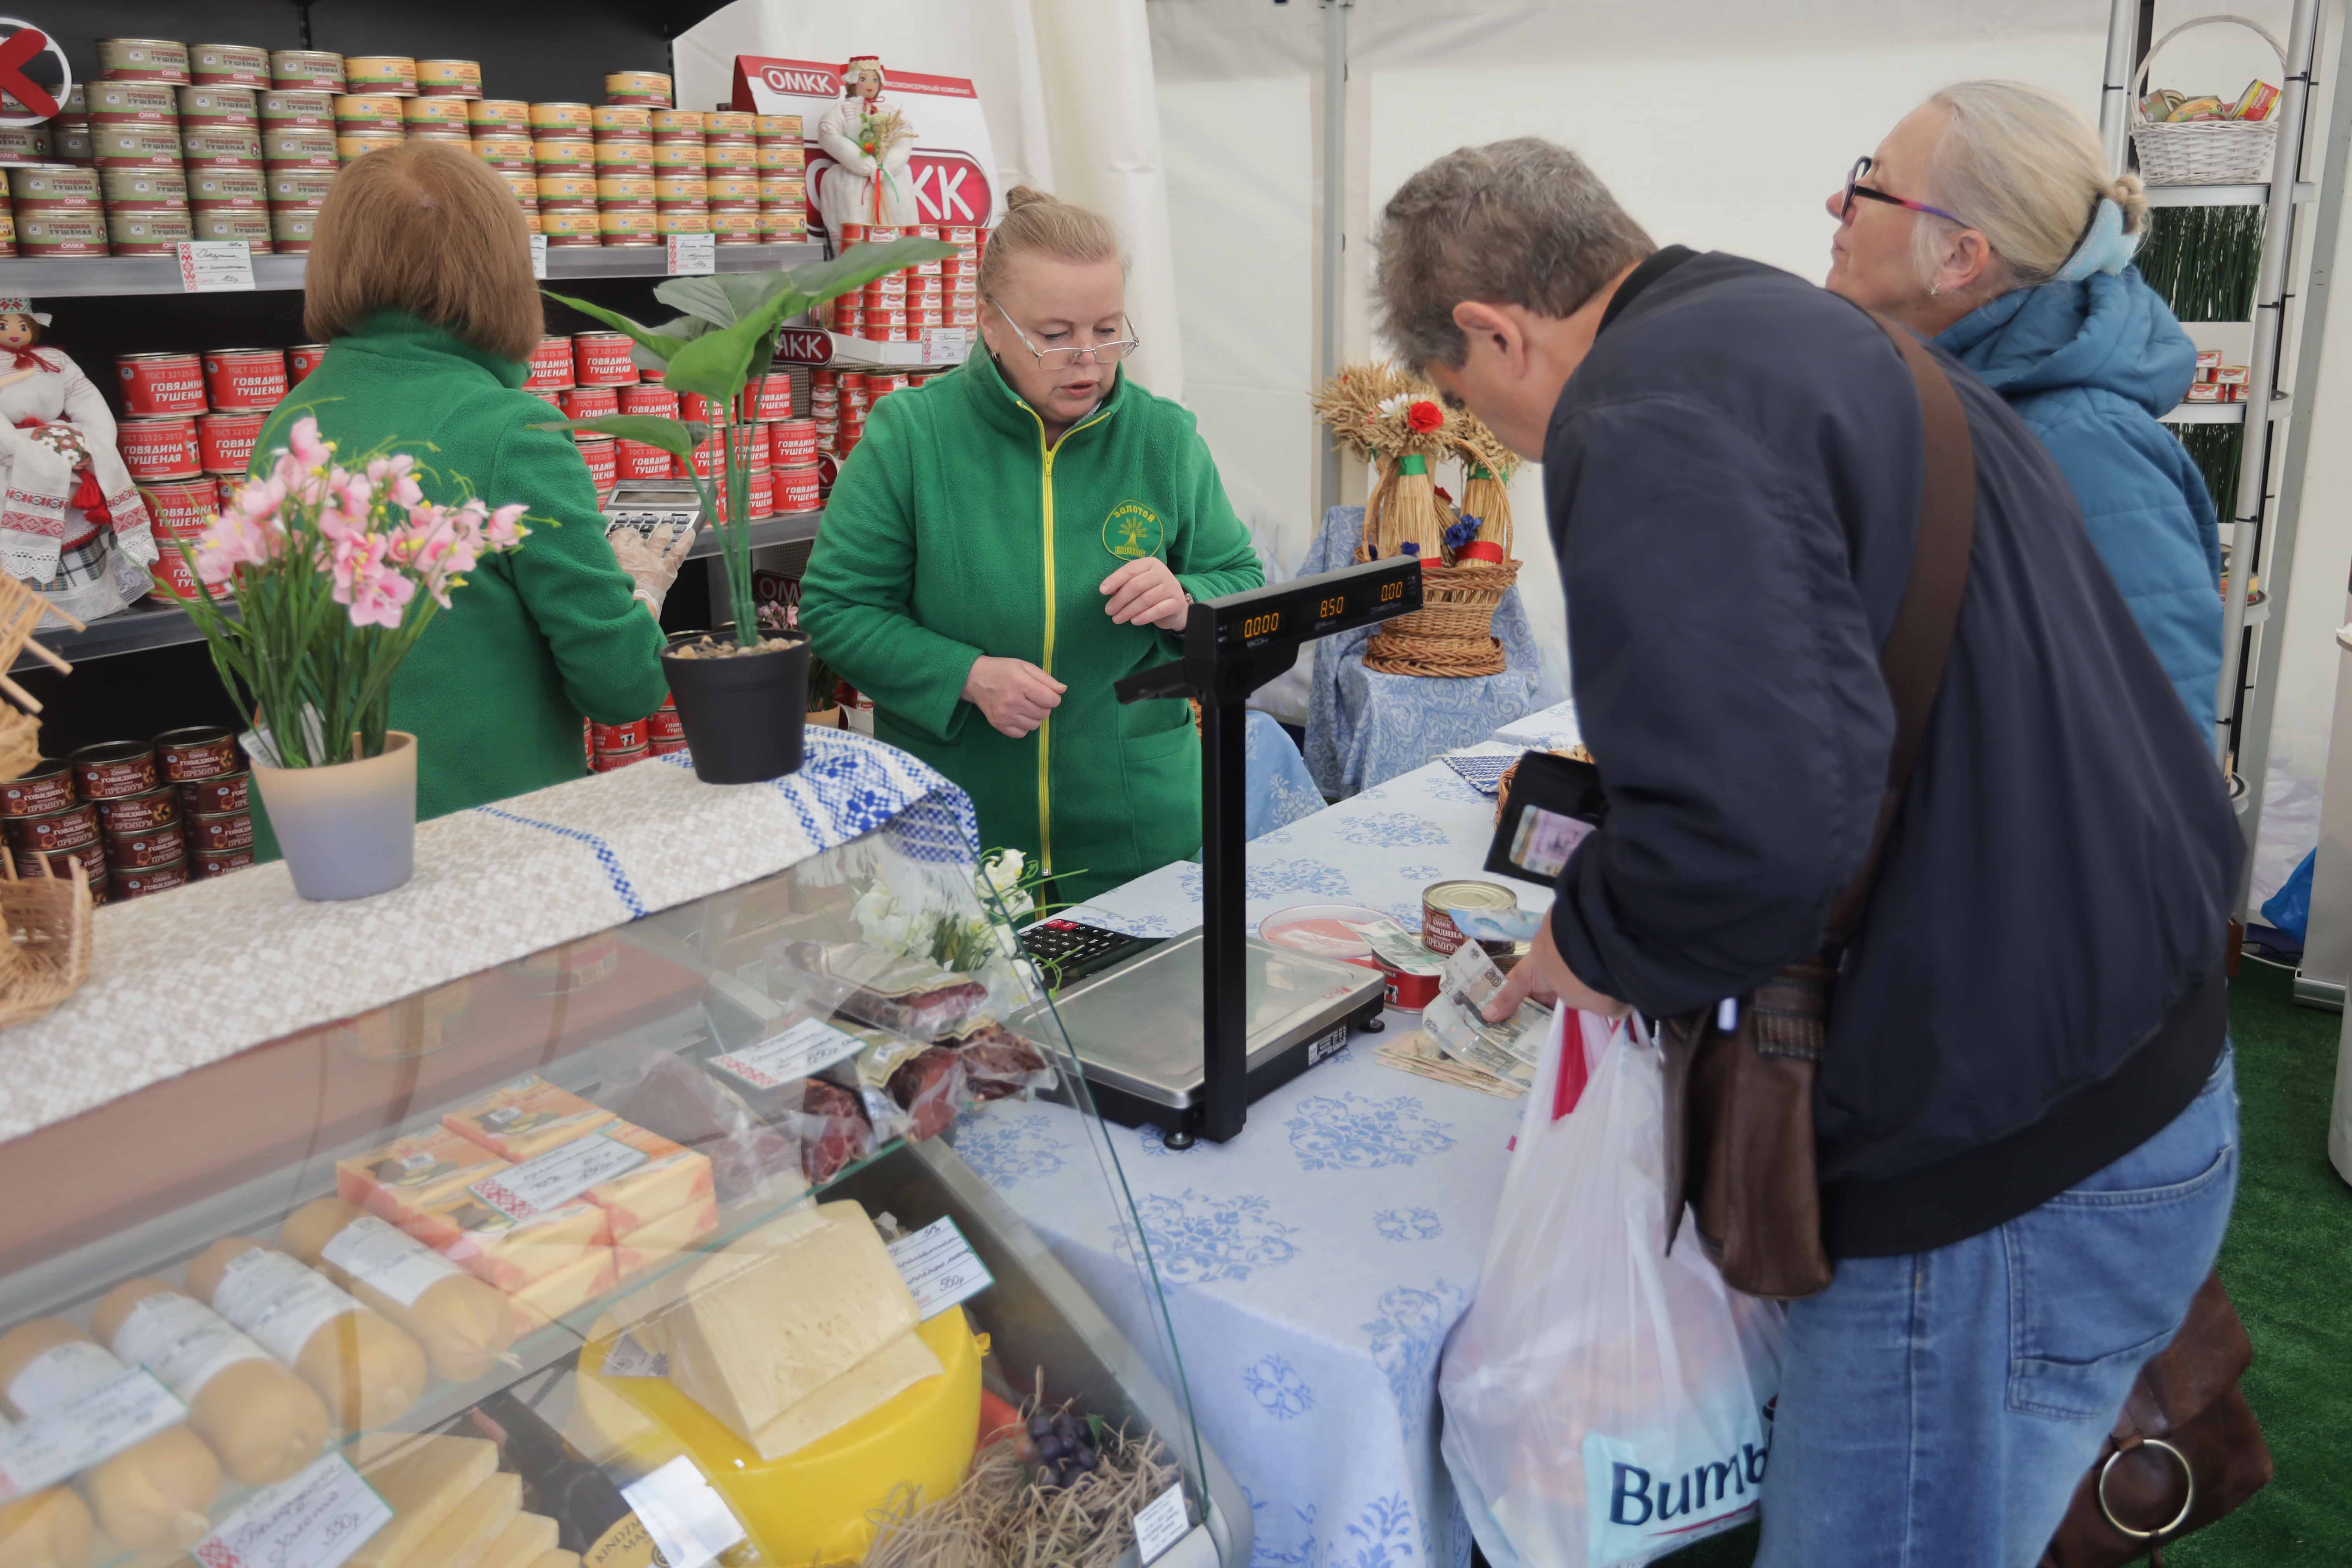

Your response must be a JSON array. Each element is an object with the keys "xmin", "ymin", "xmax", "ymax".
[
  {"xmin": 12, "ymin": 511, "xmax": 825, "ymax": 674},
  {"xmin": 2158, "ymin": 392, "xmax": 2293, "ymax": 424},
  {"xmin": 0, "ymin": 241, "xmax": 828, "ymax": 300}
]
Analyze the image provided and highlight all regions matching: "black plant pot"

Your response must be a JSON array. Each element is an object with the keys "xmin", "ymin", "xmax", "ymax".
[{"xmin": 659, "ymin": 634, "xmax": 812, "ymax": 784}]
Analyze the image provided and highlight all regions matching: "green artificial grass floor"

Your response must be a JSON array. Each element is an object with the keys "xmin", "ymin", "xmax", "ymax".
[{"xmin": 1653, "ymin": 957, "xmax": 2352, "ymax": 1568}]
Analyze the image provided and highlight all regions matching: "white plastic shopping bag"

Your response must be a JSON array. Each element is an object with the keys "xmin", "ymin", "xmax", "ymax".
[{"xmin": 1440, "ymin": 1009, "xmax": 1787, "ymax": 1568}]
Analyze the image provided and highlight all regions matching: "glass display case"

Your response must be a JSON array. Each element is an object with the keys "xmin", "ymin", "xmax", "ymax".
[{"xmin": 0, "ymin": 812, "xmax": 1245, "ymax": 1568}]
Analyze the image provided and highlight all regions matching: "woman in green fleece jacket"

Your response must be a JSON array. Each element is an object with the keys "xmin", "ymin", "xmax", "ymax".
[
  {"xmin": 801, "ymin": 188, "xmax": 1264, "ymax": 904},
  {"xmin": 263, "ymin": 140, "xmax": 684, "ymax": 831}
]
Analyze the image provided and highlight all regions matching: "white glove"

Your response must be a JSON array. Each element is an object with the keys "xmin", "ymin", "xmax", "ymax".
[{"xmin": 607, "ymin": 523, "xmax": 697, "ymax": 617}]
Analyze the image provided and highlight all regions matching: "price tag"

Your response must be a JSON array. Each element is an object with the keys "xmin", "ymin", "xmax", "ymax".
[
  {"xmin": 666, "ymin": 233, "xmax": 716, "ymax": 276},
  {"xmin": 190, "ymin": 1453, "xmax": 391, "ymax": 1568},
  {"xmin": 529, "ymin": 234, "xmax": 548, "ymax": 280},
  {"xmin": 707, "ymin": 1015, "xmax": 864, "ymax": 1091},
  {"xmin": 921, "ymin": 326, "xmax": 969, "ymax": 366},
  {"xmin": 887, "ymin": 1216, "xmax": 993, "ymax": 1319},
  {"xmin": 467, "ymin": 1132, "xmax": 647, "ymax": 1221},
  {"xmin": 621, "ymin": 1456, "xmax": 747, "ymax": 1568},
  {"xmin": 599, "ymin": 1331, "xmax": 668, "ymax": 1379},
  {"xmin": 177, "ymin": 240, "xmax": 256, "ymax": 294},
  {"xmin": 0, "ymin": 1369, "xmax": 185, "ymax": 1502},
  {"xmin": 1133, "ymin": 1483, "xmax": 1189, "ymax": 1566}
]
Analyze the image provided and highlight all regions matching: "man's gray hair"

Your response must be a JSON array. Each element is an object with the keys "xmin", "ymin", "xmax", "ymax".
[{"xmin": 1374, "ymin": 138, "xmax": 1654, "ymax": 373}]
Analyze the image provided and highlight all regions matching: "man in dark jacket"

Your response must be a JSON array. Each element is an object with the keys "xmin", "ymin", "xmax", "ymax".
[{"xmin": 1378, "ymin": 139, "xmax": 2242, "ymax": 1566}]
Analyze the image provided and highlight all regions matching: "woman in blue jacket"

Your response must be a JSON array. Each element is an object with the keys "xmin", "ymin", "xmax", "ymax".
[{"xmin": 1825, "ymin": 79, "xmax": 2222, "ymax": 735}]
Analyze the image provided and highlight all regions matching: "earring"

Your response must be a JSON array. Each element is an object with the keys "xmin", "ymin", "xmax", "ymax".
[{"xmin": 1928, "ymin": 282, "xmax": 1941, "ymax": 296}]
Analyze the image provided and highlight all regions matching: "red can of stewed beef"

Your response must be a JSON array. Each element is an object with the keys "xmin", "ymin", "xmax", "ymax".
[
  {"xmin": 591, "ymin": 719, "xmax": 649, "ymax": 752},
  {"xmin": 196, "ymin": 411, "xmax": 264, "ymax": 475},
  {"xmin": 154, "ymin": 727, "xmax": 241, "ymax": 781},
  {"xmin": 70, "ymin": 742, "xmax": 159, "ymax": 801},
  {"xmin": 115, "ymin": 859, "xmax": 188, "ymax": 898},
  {"xmin": 560, "ymin": 385, "xmax": 618, "ymax": 420},
  {"xmin": 619, "ymin": 384, "xmax": 677, "ymax": 418},
  {"xmin": 0, "ymin": 761, "xmax": 76, "ymax": 820},
  {"xmin": 617, "ymin": 441, "xmax": 670, "ymax": 481},
  {"xmin": 185, "ymin": 810, "xmax": 253, "ymax": 855},
  {"xmin": 93, "ymin": 786, "xmax": 179, "ymax": 835},
  {"xmin": 572, "ymin": 331, "xmax": 638, "ymax": 386},
  {"xmin": 746, "ymin": 470, "xmax": 774, "ymax": 517},
  {"xmin": 117, "ymin": 353, "xmax": 208, "ymax": 417},
  {"xmin": 139, "ymin": 477, "xmax": 220, "ymax": 538},
  {"xmin": 153, "ymin": 547, "xmax": 232, "ymax": 604},
  {"xmin": 6, "ymin": 803, "xmax": 99, "ymax": 855},
  {"xmin": 647, "ymin": 706, "xmax": 684, "ymax": 744},
  {"xmin": 526, "ymin": 336, "xmax": 574, "ymax": 390},
  {"xmin": 15, "ymin": 842, "xmax": 108, "ymax": 885},
  {"xmin": 735, "ymin": 378, "xmax": 793, "ymax": 421},
  {"xmin": 105, "ymin": 824, "xmax": 186, "ymax": 868},
  {"xmin": 286, "ymin": 343, "xmax": 328, "ymax": 384},
  {"xmin": 589, "ymin": 746, "xmax": 648, "ymax": 773},
  {"xmin": 202, "ymin": 348, "xmax": 288, "ymax": 412},
  {"xmin": 119, "ymin": 417, "xmax": 202, "ymax": 480},
  {"xmin": 577, "ymin": 432, "xmax": 617, "ymax": 495},
  {"xmin": 774, "ymin": 463, "xmax": 820, "ymax": 514},
  {"xmin": 769, "ymin": 418, "xmax": 817, "ymax": 465}
]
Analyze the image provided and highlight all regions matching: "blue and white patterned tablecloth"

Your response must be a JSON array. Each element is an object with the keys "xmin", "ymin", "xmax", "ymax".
[
  {"xmin": 962, "ymin": 754, "xmax": 1546, "ymax": 1568},
  {"xmin": 1304, "ymin": 508, "xmax": 1549, "ymax": 800},
  {"xmin": 1489, "ymin": 697, "xmax": 1582, "ymax": 754}
]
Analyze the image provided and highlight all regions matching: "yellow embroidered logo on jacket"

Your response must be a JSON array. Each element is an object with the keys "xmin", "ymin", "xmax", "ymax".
[{"xmin": 1104, "ymin": 500, "xmax": 1165, "ymax": 560}]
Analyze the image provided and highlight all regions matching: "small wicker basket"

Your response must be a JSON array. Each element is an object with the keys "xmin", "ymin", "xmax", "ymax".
[
  {"xmin": 0, "ymin": 857, "xmax": 94, "ymax": 1031},
  {"xmin": 1359, "ymin": 472, "xmax": 1520, "ymax": 678},
  {"xmin": 2130, "ymin": 16, "xmax": 2285, "ymax": 186}
]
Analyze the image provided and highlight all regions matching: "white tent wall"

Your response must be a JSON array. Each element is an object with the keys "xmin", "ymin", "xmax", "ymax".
[
  {"xmin": 1151, "ymin": 0, "xmax": 2349, "ymax": 857},
  {"xmin": 674, "ymin": 0, "xmax": 1187, "ymax": 400}
]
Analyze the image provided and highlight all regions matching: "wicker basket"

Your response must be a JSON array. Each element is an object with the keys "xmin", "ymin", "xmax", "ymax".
[
  {"xmin": 1364, "ymin": 559, "xmax": 1522, "ymax": 678},
  {"xmin": 0, "ymin": 857, "xmax": 93, "ymax": 1031},
  {"xmin": 2131, "ymin": 16, "xmax": 2285, "ymax": 185}
]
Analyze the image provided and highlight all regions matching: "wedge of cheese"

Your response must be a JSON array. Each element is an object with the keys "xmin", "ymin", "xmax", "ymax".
[
  {"xmin": 474, "ymin": 1510, "xmax": 560, "ymax": 1568},
  {"xmin": 751, "ymin": 1326, "xmax": 947, "ymax": 1461},
  {"xmin": 443, "ymin": 1077, "xmax": 616, "ymax": 1162},
  {"xmin": 507, "ymin": 1246, "xmax": 620, "ymax": 1331},
  {"xmin": 349, "ymin": 1435, "xmax": 499, "ymax": 1568},
  {"xmin": 577, "ymin": 1121, "xmax": 713, "ymax": 1239},
  {"xmin": 385, "ymin": 1471, "xmax": 521, "ymax": 1568},
  {"xmin": 612, "ymin": 1195, "xmax": 719, "ymax": 1280},
  {"xmin": 659, "ymin": 1199, "xmax": 936, "ymax": 1459},
  {"xmin": 338, "ymin": 1127, "xmax": 506, "ymax": 1225},
  {"xmin": 399, "ymin": 1184, "xmax": 610, "ymax": 1291}
]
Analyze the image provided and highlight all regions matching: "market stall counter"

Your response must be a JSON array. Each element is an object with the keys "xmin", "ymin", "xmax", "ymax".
[
  {"xmin": 993, "ymin": 742, "xmax": 1567, "ymax": 1568},
  {"xmin": 0, "ymin": 730, "xmax": 1247, "ymax": 1568}
]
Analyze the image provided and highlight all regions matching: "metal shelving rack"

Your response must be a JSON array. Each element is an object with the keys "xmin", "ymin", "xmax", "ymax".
[{"xmin": 2097, "ymin": 0, "xmax": 2343, "ymax": 873}]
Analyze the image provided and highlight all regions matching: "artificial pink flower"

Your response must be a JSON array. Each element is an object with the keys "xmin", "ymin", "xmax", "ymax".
[
  {"xmin": 484, "ymin": 503, "xmax": 530, "ymax": 551},
  {"xmin": 195, "ymin": 510, "xmax": 278, "ymax": 584},
  {"xmin": 331, "ymin": 533, "xmax": 416, "ymax": 629},
  {"xmin": 289, "ymin": 416, "xmax": 332, "ymax": 471}
]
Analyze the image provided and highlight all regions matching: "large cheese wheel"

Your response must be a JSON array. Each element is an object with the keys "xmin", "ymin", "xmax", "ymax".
[
  {"xmin": 0, "ymin": 1320, "xmax": 219, "ymax": 1551},
  {"xmin": 183, "ymin": 1239, "xmax": 427, "ymax": 1429},
  {"xmin": 0, "ymin": 1481, "xmax": 94, "ymax": 1568},
  {"xmin": 91, "ymin": 1279, "xmax": 329, "ymax": 1486},
  {"xmin": 278, "ymin": 1198, "xmax": 518, "ymax": 1383}
]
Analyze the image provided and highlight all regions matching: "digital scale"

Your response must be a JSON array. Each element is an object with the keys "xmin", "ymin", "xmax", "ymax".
[
  {"xmin": 1015, "ymin": 556, "xmax": 1425, "ymax": 1146},
  {"xmin": 600, "ymin": 478, "xmax": 703, "ymax": 545}
]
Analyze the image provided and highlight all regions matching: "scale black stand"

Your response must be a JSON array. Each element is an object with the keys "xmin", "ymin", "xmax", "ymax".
[{"xmin": 1018, "ymin": 556, "xmax": 1425, "ymax": 1145}]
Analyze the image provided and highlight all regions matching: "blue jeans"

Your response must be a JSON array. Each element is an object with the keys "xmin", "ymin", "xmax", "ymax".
[{"xmin": 1754, "ymin": 1047, "xmax": 2239, "ymax": 1568}]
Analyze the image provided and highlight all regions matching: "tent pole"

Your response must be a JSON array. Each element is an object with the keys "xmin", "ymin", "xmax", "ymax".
[
  {"xmin": 1319, "ymin": 0, "xmax": 1351, "ymax": 519},
  {"xmin": 2099, "ymin": 0, "xmax": 2139, "ymax": 172}
]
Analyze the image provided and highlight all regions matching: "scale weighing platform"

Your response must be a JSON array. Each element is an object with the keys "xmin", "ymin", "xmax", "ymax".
[{"xmin": 1021, "ymin": 556, "xmax": 1424, "ymax": 1146}]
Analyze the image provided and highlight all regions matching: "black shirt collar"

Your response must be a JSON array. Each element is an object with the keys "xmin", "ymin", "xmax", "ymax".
[{"xmin": 1596, "ymin": 245, "xmax": 1698, "ymax": 337}]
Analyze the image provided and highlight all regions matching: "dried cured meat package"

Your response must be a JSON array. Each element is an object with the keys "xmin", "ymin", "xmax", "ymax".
[
  {"xmin": 945, "ymin": 1020, "xmax": 1057, "ymax": 1102},
  {"xmin": 596, "ymin": 1045, "xmax": 805, "ymax": 1208},
  {"xmin": 772, "ymin": 941, "xmax": 993, "ymax": 1041},
  {"xmin": 882, "ymin": 1046, "xmax": 964, "ymax": 1143},
  {"xmin": 705, "ymin": 1066, "xmax": 876, "ymax": 1185}
]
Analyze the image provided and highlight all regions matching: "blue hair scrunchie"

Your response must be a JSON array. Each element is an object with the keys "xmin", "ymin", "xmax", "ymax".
[{"xmin": 2052, "ymin": 196, "xmax": 2144, "ymax": 282}]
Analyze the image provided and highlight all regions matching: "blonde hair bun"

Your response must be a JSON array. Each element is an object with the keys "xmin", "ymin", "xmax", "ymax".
[
  {"xmin": 1004, "ymin": 185, "xmax": 1057, "ymax": 212},
  {"xmin": 2110, "ymin": 172, "xmax": 2150, "ymax": 234},
  {"xmin": 978, "ymin": 185, "xmax": 1126, "ymax": 301}
]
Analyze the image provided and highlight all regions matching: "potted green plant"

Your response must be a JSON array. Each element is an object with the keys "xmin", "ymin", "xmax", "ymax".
[
  {"xmin": 161, "ymin": 416, "xmax": 533, "ymax": 900},
  {"xmin": 540, "ymin": 236, "xmax": 950, "ymax": 784}
]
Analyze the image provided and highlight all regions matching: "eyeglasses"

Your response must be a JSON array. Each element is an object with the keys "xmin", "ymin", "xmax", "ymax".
[
  {"xmin": 993, "ymin": 301, "xmax": 1140, "ymax": 370},
  {"xmin": 1841, "ymin": 156, "xmax": 1965, "ymax": 225}
]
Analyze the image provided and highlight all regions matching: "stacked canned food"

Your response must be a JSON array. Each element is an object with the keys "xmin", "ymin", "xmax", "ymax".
[
  {"xmin": 757, "ymin": 115, "xmax": 807, "ymax": 242},
  {"xmin": 703, "ymin": 111, "xmax": 759, "ymax": 246},
  {"xmin": 584, "ymin": 695, "xmax": 685, "ymax": 772},
  {"xmin": 825, "ymin": 221, "xmax": 985, "ymax": 344},
  {"xmin": 115, "ymin": 343, "xmax": 307, "ymax": 596},
  {"xmin": 5, "ymin": 728, "xmax": 256, "ymax": 902},
  {"xmin": 591, "ymin": 103, "xmax": 656, "ymax": 246},
  {"xmin": 466, "ymin": 96, "xmax": 536, "ymax": 225},
  {"xmin": 604, "ymin": 70, "xmax": 673, "ymax": 109},
  {"xmin": 650, "ymin": 108, "xmax": 711, "ymax": 243},
  {"xmin": 530, "ymin": 100, "xmax": 596, "ymax": 246}
]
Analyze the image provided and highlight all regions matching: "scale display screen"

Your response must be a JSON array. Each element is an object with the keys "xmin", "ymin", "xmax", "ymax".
[{"xmin": 1210, "ymin": 558, "xmax": 1422, "ymax": 652}]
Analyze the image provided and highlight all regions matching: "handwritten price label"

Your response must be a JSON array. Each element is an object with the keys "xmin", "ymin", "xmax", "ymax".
[
  {"xmin": 176, "ymin": 241, "xmax": 255, "ymax": 293},
  {"xmin": 707, "ymin": 1015, "xmax": 863, "ymax": 1092},
  {"xmin": 621, "ymin": 1457, "xmax": 746, "ymax": 1568},
  {"xmin": 887, "ymin": 1216, "xmax": 993, "ymax": 1319},
  {"xmin": 192, "ymin": 1453, "xmax": 390, "ymax": 1568},
  {"xmin": 0, "ymin": 1369, "xmax": 184, "ymax": 1502},
  {"xmin": 666, "ymin": 233, "xmax": 715, "ymax": 275},
  {"xmin": 529, "ymin": 234, "xmax": 548, "ymax": 280},
  {"xmin": 467, "ymin": 1132, "xmax": 646, "ymax": 1220},
  {"xmin": 921, "ymin": 326, "xmax": 969, "ymax": 366}
]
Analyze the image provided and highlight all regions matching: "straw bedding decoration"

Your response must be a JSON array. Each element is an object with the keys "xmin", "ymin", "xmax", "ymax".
[{"xmin": 1313, "ymin": 361, "xmax": 1523, "ymax": 678}]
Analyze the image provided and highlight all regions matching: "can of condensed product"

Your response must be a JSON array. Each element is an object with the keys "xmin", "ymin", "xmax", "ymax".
[
  {"xmin": 70, "ymin": 742, "xmax": 160, "ymax": 802},
  {"xmin": 402, "ymin": 95, "xmax": 469, "ymax": 129},
  {"xmin": 343, "ymin": 56, "xmax": 417, "ymax": 95},
  {"xmin": 119, "ymin": 416, "xmax": 202, "ymax": 479},
  {"xmin": 0, "ymin": 761, "xmax": 76, "ymax": 820},
  {"xmin": 99, "ymin": 38, "xmax": 192, "ymax": 84},
  {"xmin": 606, "ymin": 71, "xmax": 672, "ymax": 106},
  {"xmin": 530, "ymin": 102, "xmax": 593, "ymax": 134},
  {"xmin": 468, "ymin": 98, "xmax": 529, "ymax": 131},
  {"xmin": 116, "ymin": 353, "xmax": 207, "ymax": 416},
  {"xmin": 1420, "ymin": 878, "xmax": 1523, "ymax": 959},
  {"xmin": 192, "ymin": 44, "xmax": 270, "ymax": 87},
  {"xmin": 270, "ymin": 51, "xmax": 346, "ymax": 92},
  {"xmin": 416, "ymin": 59, "xmax": 482, "ymax": 97}
]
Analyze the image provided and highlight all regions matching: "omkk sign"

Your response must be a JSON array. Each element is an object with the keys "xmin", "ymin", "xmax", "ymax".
[{"xmin": 729, "ymin": 54, "xmax": 1002, "ymax": 242}]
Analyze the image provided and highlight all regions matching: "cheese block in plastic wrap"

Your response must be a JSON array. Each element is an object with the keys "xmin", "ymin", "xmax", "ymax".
[
  {"xmin": 571, "ymin": 1121, "xmax": 713, "ymax": 1238},
  {"xmin": 90, "ymin": 1279, "xmax": 329, "ymax": 1485},
  {"xmin": 183, "ymin": 1239, "xmax": 428, "ymax": 1429},
  {"xmin": 0, "ymin": 1414, "xmax": 95, "ymax": 1568},
  {"xmin": 278, "ymin": 1197, "xmax": 519, "ymax": 1383},
  {"xmin": 0, "ymin": 1320, "xmax": 220, "ymax": 1551},
  {"xmin": 612, "ymin": 1195, "xmax": 720, "ymax": 1280},
  {"xmin": 347, "ymin": 1433, "xmax": 498, "ymax": 1568},
  {"xmin": 506, "ymin": 1247, "xmax": 619, "ymax": 1331},
  {"xmin": 396, "ymin": 1183, "xmax": 610, "ymax": 1292},
  {"xmin": 443, "ymin": 1077, "xmax": 617, "ymax": 1162},
  {"xmin": 337, "ymin": 1126, "xmax": 507, "ymax": 1225},
  {"xmin": 657, "ymin": 1199, "xmax": 938, "ymax": 1460}
]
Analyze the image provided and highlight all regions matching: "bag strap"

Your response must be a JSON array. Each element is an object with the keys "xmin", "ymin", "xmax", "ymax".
[{"xmin": 1819, "ymin": 314, "xmax": 1977, "ymax": 947}]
